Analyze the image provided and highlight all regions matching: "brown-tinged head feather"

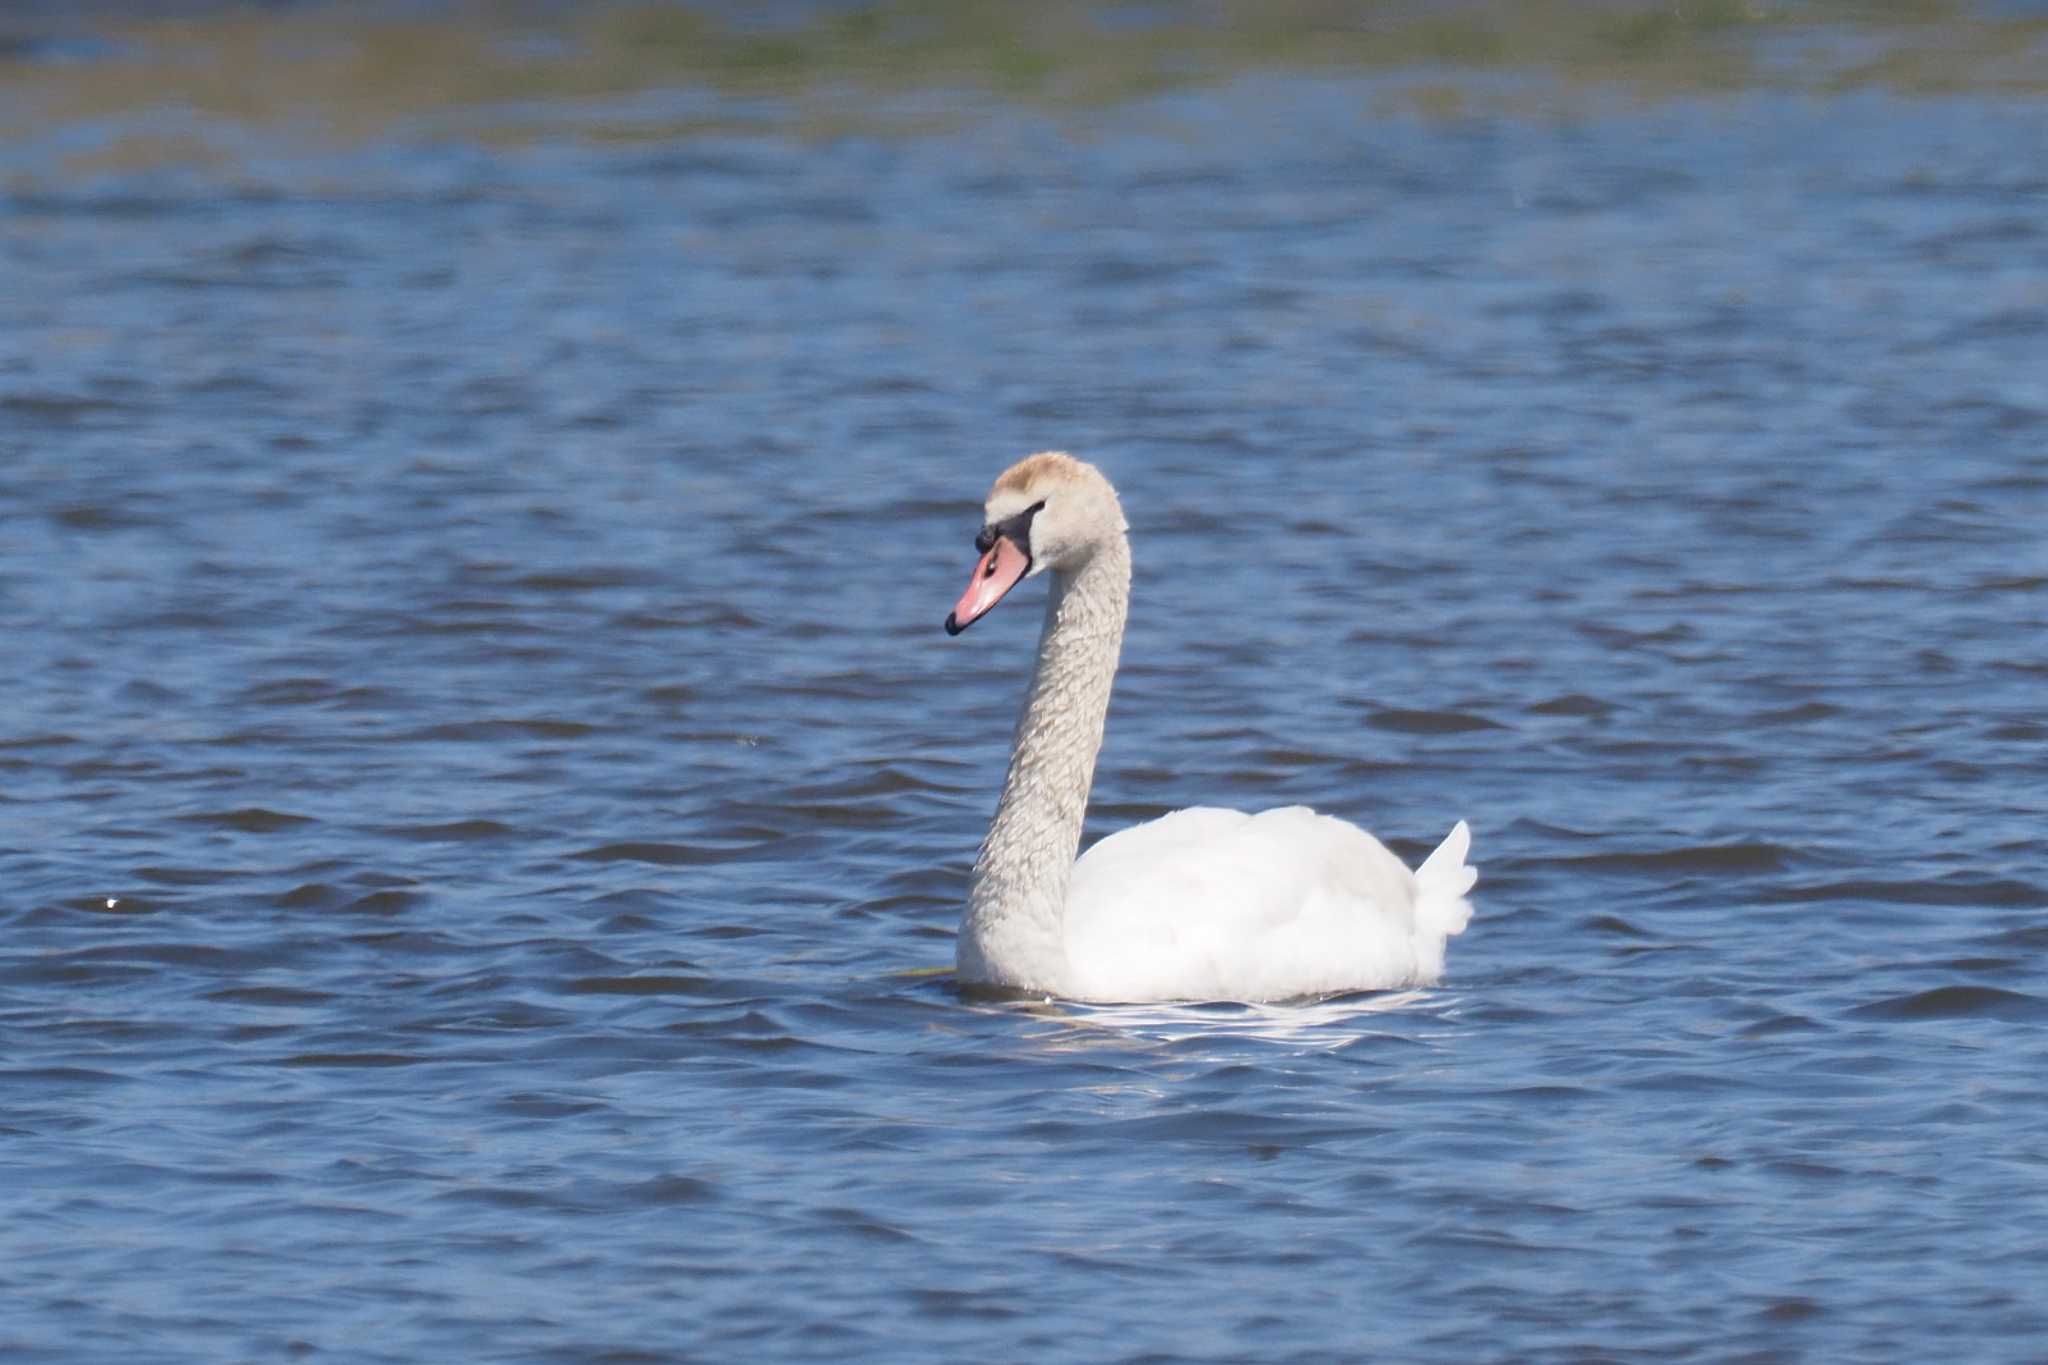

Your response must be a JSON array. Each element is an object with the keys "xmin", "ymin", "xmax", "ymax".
[{"xmin": 992, "ymin": 451, "xmax": 1090, "ymax": 498}]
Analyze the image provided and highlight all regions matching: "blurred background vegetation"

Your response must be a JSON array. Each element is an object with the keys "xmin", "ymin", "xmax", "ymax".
[{"xmin": 3, "ymin": 0, "xmax": 2045, "ymax": 157}]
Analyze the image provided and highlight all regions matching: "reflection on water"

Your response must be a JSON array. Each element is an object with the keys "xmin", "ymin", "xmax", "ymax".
[{"xmin": 1014, "ymin": 990, "xmax": 1445, "ymax": 1049}]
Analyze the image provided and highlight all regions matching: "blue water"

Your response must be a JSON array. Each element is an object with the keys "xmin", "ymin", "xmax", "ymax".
[{"xmin": 4, "ymin": 12, "xmax": 2048, "ymax": 1361}]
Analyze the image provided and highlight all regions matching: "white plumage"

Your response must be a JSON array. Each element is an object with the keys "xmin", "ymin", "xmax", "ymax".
[
  {"xmin": 944, "ymin": 452, "xmax": 1474, "ymax": 1004},
  {"xmin": 1064, "ymin": 808, "xmax": 1473, "ymax": 1004}
]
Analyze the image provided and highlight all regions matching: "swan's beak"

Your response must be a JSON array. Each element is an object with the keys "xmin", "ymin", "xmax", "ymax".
[{"xmin": 945, "ymin": 535, "xmax": 1031, "ymax": 635}]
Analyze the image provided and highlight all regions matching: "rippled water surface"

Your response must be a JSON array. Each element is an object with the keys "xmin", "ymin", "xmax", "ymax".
[{"xmin": 4, "ymin": 6, "xmax": 2048, "ymax": 1360}]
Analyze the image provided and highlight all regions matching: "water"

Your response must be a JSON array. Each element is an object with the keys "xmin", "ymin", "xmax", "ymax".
[{"xmin": 4, "ymin": 7, "xmax": 2048, "ymax": 1360}]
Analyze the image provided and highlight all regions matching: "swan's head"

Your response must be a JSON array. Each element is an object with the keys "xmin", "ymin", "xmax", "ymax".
[{"xmin": 945, "ymin": 451, "xmax": 1127, "ymax": 635}]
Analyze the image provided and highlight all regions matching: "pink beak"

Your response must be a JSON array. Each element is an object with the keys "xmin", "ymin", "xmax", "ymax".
[{"xmin": 945, "ymin": 535, "xmax": 1031, "ymax": 635}]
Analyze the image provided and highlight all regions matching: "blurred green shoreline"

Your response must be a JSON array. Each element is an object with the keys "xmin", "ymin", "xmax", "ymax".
[{"xmin": 3, "ymin": 0, "xmax": 2046, "ymax": 156}]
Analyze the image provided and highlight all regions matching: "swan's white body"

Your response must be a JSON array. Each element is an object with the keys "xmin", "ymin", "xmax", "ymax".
[{"xmin": 946, "ymin": 452, "xmax": 1474, "ymax": 1004}]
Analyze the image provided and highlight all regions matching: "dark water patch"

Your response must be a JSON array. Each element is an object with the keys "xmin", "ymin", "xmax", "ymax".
[
  {"xmin": 185, "ymin": 369, "xmax": 298, "ymax": 400},
  {"xmin": 118, "ymin": 677, "xmax": 184, "ymax": 704},
  {"xmin": 1848, "ymin": 986, "xmax": 2048, "ymax": 1023},
  {"xmin": 422, "ymin": 968, "xmax": 518, "ymax": 1000},
  {"xmin": 50, "ymin": 497, "xmax": 155, "ymax": 529},
  {"xmin": 275, "ymin": 883, "xmax": 345, "ymax": 909},
  {"xmin": 1936, "ymin": 398, "xmax": 2048, "ymax": 437},
  {"xmin": 386, "ymin": 616, "xmax": 558, "ymax": 642},
  {"xmin": 177, "ymin": 807, "xmax": 317, "ymax": 833},
  {"xmin": 1101, "ymin": 1108, "xmax": 1346, "ymax": 1147},
  {"xmin": 809, "ymin": 1205, "xmax": 919, "ymax": 1245},
  {"xmin": 1576, "ymin": 621, "xmax": 1699, "ymax": 650},
  {"xmin": 1619, "ymin": 1068, "xmax": 1763, "ymax": 1097},
  {"xmin": 1582, "ymin": 914, "xmax": 1650, "ymax": 937},
  {"xmin": 377, "ymin": 819, "xmax": 518, "ymax": 842},
  {"xmin": 560, "ymin": 974, "xmax": 715, "ymax": 997},
  {"xmin": 412, "ymin": 718, "xmax": 601, "ymax": 742},
  {"xmin": 618, "ymin": 605, "xmax": 763, "ymax": 631},
  {"xmin": 1243, "ymin": 745, "xmax": 1350, "ymax": 768},
  {"xmin": 869, "ymin": 862, "xmax": 965, "ymax": 899},
  {"xmin": 6, "ymin": 394, "xmax": 140, "ymax": 427},
  {"xmin": 908, "ymin": 1288, "xmax": 1024, "ymax": 1321},
  {"xmin": 610, "ymin": 1173, "xmax": 720, "ymax": 1207},
  {"xmin": 776, "ymin": 669, "xmax": 910, "ymax": 703},
  {"xmin": 507, "ymin": 568, "xmax": 660, "ymax": 593},
  {"xmin": 1077, "ymin": 255, "xmax": 1200, "ymax": 288},
  {"xmin": 342, "ymin": 889, "xmax": 419, "ymax": 916},
  {"xmin": 0, "ymin": 1065, "xmax": 131, "ymax": 1087},
  {"xmin": 1364, "ymin": 708, "xmax": 1505, "ymax": 735},
  {"xmin": 70, "ymin": 941, "xmax": 269, "ymax": 970},
  {"xmin": 1737, "ymin": 1012, "xmax": 1828, "ymax": 1040},
  {"xmin": 237, "ymin": 678, "xmax": 351, "ymax": 707},
  {"xmin": 1526, "ymin": 693, "xmax": 1616, "ymax": 717},
  {"xmin": 489, "ymin": 1091, "xmax": 607, "ymax": 1120},
  {"xmin": 786, "ymin": 765, "xmax": 953, "ymax": 801},
  {"xmin": 134, "ymin": 864, "xmax": 254, "ymax": 887},
  {"xmin": 0, "ymin": 733, "xmax": 79, "ymax": 751},
  {"xmin": 1764, "ymin": 877, "xmax": 2048, "ymax": 909},
  {"xmin": 1753, "ymin": 701, "xmax": 1843, "ymax": 726},
  {"xmin": 847, "ymin": 893, "xmax": 950, "ymax": 921},
  {"xmin": 1936, "ymin": 956, "xmax": 2022, "ymax": 976},
  {"xmin": 570, "ymin": 841, "xmax": 771, "ymax": 867},
  {"xmin": 1941, "ymin": 307, "xmax": 2048, "ymax": 345},
  {"xmin": 776, "ymin": 807, "xmax": 916, "ymax": 836},
  {"xmin": 681, "ymin": 923, "xmax": 770, "ymax": 942},
  {"xmin": 432, "ymin": 999, "xmax": 578, "ymax": 1032},
  {"xmin": 205, "ymin": 986, "xmax": 337, "ymax": 1008},
  {"xmin": 605, "ymin": 144, "xmax": 777, "ymax": 179},
  {"xmin": 1764, "ymin": 1159, "xmax": 1850, "ymax": 1181},
  {"xmin": 134, "ymin": 260, "xmax": 348, "ymax": 292},
  {"xmin": 1501, "ymin": 1084, "xmax": 1594, "ymax": 1106},
  {"xmin": 3, "ymin": 190, "xmax": 227, "ymax": 220},
  {"xmin": 1541, "ymin": 841, "xmax": 1799, "ymax": 876}
]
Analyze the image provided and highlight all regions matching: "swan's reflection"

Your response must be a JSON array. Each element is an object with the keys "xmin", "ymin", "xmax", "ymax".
[{"xmin": 987, "ymin": 987, "xmax": 1457, "ymax": 1049}]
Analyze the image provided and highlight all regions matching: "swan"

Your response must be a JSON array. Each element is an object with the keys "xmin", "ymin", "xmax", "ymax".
[{"xmin": 943, "ymin": 451, "xmax": 1475, "ymax": 1004}]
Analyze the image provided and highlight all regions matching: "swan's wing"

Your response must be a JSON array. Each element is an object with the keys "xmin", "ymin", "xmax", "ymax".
[
  {"xmin": 1062, "ymin": 806, "xmax": 1472, "ymax": 1002},
  {"xmin": 1068, "ymin": 807, "xmax": 1257, "ymax": 887}
]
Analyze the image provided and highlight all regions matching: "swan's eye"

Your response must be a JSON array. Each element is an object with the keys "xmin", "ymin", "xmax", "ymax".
[{"xmin": 973, "ymin": 501, "xmax": 1045, "ymax": 562}]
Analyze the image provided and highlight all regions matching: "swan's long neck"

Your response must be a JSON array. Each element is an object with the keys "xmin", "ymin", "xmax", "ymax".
[{"xmin": 958, "ymin": 536, "xmax": 1130, "ymax": 993}]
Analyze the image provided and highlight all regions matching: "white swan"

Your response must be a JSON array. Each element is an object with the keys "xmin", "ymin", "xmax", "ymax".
[{"xmin": 943, "ymin": 451, "xmax": 1475, "ymax": 1004}]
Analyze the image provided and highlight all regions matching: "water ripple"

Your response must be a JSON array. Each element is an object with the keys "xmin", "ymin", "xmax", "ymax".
[{"xmin": 2, "ymin": 43, "xmax": 2045, "ymax": 1365}]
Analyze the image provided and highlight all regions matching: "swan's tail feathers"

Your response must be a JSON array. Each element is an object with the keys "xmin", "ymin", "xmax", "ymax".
[
  {"xmin": 1418, "ymin": 820, "xmax": 1475, "ymax": 895},
  {"xmin": 1414, "ymin": 820, "xmax": 1476, "ymax": 940}
]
